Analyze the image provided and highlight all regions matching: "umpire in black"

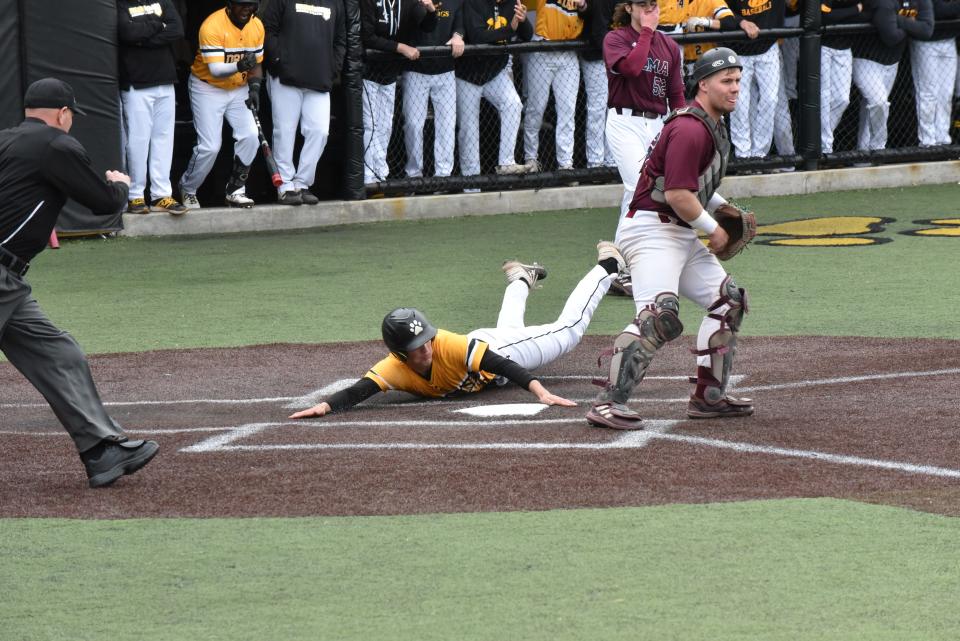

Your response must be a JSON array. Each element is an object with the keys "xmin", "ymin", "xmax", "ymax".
[{"xmin": 0, "ymin": 78, "xmax": 159, "ymax": 488}]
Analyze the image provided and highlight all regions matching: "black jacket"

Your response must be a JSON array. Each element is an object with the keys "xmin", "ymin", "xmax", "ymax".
[
  {"xmin": 823, "ymin": 0, "xmax": 864, "ymax": 50},
  {"xmin": 456, "ymin": 0, "xmax": 533, "ymax": 86},
  {"xmin": 263, "ymin": 0, "xmax": 347, "ymax": 92},
  {"xmin": 727, "ymin": 0, "xmax": 786, "ymax": 56},
  {"xmin": 853, "ymin": 0, "xmax": 933, "ymax": 64},
  {"xmin": 0, "ymin": 120, "xmax": 127, "ymax": 262},
  {"xmin": 361, "ymin": 0, "xmax": 438, "ymax": 83},
  {"xmin": 408, "ymin": 0, "xmax": 465, "ymax": 75},
  {"xmin": 117, "ymin": 0, "xmax": 184, "ymax": 90},
  {"xmin": 580, "ymin": 0, "xmax": 617, "ymax": 62},
  {"xmin": 930, "ymin": 0, "xmax": 960, "ymax": 39}
]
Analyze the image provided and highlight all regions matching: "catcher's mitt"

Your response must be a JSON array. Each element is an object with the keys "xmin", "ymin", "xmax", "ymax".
[{"xmin": 712, "ymin": 203, "xmax": 757, "ymax": 261}]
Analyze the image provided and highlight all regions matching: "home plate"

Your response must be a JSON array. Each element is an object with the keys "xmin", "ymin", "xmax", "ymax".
[{"xmin": 454, "ymin": 403, "xmax": 548, "ymax": 417}]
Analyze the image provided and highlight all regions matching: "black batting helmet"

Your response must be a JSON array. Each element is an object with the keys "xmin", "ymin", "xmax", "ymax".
[
  {"xmin": 689, "ymin": 47, "xmax": 742, "ymax": 85},
  {"xmin": 382, "ymin": 308, "xmax": 438, "ymax": 357},
  {"xmin": 227, "ymin": 0, "xmax": 260, "ymax": 8}
]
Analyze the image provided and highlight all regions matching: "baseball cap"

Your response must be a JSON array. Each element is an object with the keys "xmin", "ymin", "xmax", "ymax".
[{"xmin": 23, "ymin": 78, "xmax": 87, "ymax": 115}]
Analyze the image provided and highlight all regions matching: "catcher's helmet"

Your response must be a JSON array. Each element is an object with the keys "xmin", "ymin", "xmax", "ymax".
[
  {"xmin": 382, "ymin": 308, "xmax": 438, "ymax": 357},
  {"xmin": 689, "ymin": 47, "xmax": 742, "ymax": 85}
]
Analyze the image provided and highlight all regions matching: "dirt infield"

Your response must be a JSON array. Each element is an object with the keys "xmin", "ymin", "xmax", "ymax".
[{"xmin": 2, "ymin": 336, "xmax": 960, "ymax": 519}]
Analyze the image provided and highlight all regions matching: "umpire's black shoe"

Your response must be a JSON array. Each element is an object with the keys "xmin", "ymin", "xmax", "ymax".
[{"xmin": 83, "ymin": 440, "xmax": 159, "ymax": 488}]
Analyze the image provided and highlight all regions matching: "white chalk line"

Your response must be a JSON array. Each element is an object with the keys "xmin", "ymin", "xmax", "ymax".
[
  {"xmin": 8, "ymin": 367, "xmax": 958, "ymax": 411},
  {"xmin": 178, "ymin": 420, "xmax": 960, "ymax": 478}
]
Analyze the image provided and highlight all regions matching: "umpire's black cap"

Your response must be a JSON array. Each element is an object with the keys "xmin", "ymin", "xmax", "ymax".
[
  {"xmin": 24, "ymin": 78, "xmax": 87, "ymax": 115},
  {"xmin": 688, "ymin": 47, "xmax": 743, "ymax": 85}
]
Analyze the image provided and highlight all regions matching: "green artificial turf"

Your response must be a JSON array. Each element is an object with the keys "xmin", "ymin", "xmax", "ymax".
[
  {"xmin": 20, "ymin": 184, "xmax": 960, "ymax": 355},
  {"xmin": 2, "ymin": 499, "xmax": 959, "ymax": 641}
]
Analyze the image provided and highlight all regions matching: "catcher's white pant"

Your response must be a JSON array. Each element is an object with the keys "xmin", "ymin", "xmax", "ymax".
[
  {"xmin": 467, "ymin": 265, "xmax": 614, "ymax": 372},
  {"xmin": 362, "ymin": 78, "xmax": 396, "ymax": 184},
  {"xmin": 523, "ymin": 49, "xmax": 580, "ymax": 167},
  {"xmin": 773, "ymin": 43, "xmax": 796, "ymax": 157},
  {"xmin": 579, "ymin": 57, "xmax": 613, "ymax": 167},
  {"xmin": 605, "ymin": 109, "xmax": 664, "ymax": 217},
  {"xmin": 180, "ymin": 74, "xmax": 259, "ymax": 195},
  {"xmin": 456, "ymin": 67, "xmax": 523, "ymax": 175},
  {"xmin": 911, "ymin": 39, "xmax": 958, "ymax": 146},
  {"xmin": 267, "ymin": 74, "xmax": 330, "ymax": 194},
  {"xmin": 121, "ymin": 84, "xmax": 176, "ymax": 201},
  {"xmin": 615, "ymin": 209, "xmax": 732, "ymax": 368},
  {"xmin": 852, "ymin": 58, "xmax": 898, "ymax": 151},
  {"xmin": 820, "ymin": 46, "xmax": 853, "ymax": 154},
  {"xmin": 402, "ymin": 70, "xmax": 457, "ymax": 177},
  {"xmin": 729, "ymin": 45, "xmax": 781, "ymax": 158}
]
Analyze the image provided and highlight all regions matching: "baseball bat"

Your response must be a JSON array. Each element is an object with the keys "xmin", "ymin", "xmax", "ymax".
[
  {"xmin": 249, "ymin": 106, "xmax": 283, "ymax": 188},
  {"xmin": 49, "ymin": 230, "xmax": 60, "ymax": 249}
]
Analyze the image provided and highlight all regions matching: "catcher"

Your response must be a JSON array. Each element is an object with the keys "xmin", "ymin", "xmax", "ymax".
[{"xmin": 586, "ymin": 47, "xmax": 757, "ymax": 430}]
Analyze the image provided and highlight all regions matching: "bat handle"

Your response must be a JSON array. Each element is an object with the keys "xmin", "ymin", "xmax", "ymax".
[{"xmin": 271, "ymin": 173, "xmax": 283, "ymax": 187}]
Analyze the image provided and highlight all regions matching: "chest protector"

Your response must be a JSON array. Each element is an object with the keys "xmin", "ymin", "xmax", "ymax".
[{"xmin": 649, "ymin": 106, "xmax": 730, "ymax": 208}]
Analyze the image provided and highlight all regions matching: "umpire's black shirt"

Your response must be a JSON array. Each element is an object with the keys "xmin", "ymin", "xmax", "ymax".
[{"xmin": 0, "ymin": 118, "xmax": 128, "ymax": 263}]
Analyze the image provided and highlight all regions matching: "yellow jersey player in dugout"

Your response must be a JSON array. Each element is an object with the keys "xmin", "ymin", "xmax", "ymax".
[{"xmin": 289, "ymin": 243, "xmax": 630, "ymax": 418}]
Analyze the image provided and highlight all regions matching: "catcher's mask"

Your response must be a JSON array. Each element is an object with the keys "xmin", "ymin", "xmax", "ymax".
[{"xmin": 382, "ymin": 308, "xmax": 438, "ymax": 361}]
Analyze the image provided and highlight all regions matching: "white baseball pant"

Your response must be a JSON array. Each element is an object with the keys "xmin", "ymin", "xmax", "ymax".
[
  {"xmin": 781, "ymin": 14, "xmax": 800, "ymax": 100},
  {"xmin": 402, "ymin": 70, "xmax": 457, "ymax": 177},
  {"xmin": 362, "ymin": 78, "xmax": 396, "ymax": 184},
  {"xmin": 467, "ymin": 265, "xmax": 614, "ymax": 372},
  {"xmin": 729, "ymin": 46, "xmax": 781, "ymax": 158},
  {"xmin": 605, "ymin": 108, "xmax": 664, "ymax": 217},
  {"xmin": 456, "ymin": 67, "xmax": 523, "ymax": 175},
  {"xmin": 579, "ymin": 57, "xmax": 613, "ymax": 167},
  {"xmin": 523, "ymin": 49, "xmax": 580, "ymax": 167},
  {"xmin": 773, "ymin": 42, "xmax": 796, "ymax": 157},
  {"xmin": 852, "ymin": 57, "xmax": 898, "ymax": 151},
  {"xmin": 267, "ymin": 73, "xmax": 330, "ymax": 194},
  {"xmin": 180, "ymin": 74, "xmax": 259, "ymax": 195},
  {"xmin": 121, "ymin": 84, "xmax": 176, "ymax": 201},
  {"xmin": 820, "ymin": 46, "xmax": 853, "ymax": 154},
  {"xmin": 615, "ymin": 209, "xmax": 732, "ymax": 368},
  {"xmin": 910, "ymin": 39, "xmax": 958, "ymax": 146}
]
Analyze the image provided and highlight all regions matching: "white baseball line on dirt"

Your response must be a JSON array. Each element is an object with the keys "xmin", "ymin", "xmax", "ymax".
[
  {"xmin": 3, "ymin": 369, "xmax": 956, "ymax": 410},
  {"xmin": 174, "ymin": 419, "xmax": 960, "ymax": 478}
]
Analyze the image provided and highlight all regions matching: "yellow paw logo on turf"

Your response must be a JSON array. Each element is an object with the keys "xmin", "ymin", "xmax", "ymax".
[
  {"xmin": 756, "ymin": 216, "xmax": 894, "ymax": 247},
  {"xmin": 901, "ymin": 219, "xmax": 960, "ymax": 237}
]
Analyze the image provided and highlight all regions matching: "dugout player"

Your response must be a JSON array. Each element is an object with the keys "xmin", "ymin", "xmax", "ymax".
[
  {"xmin": 456, "ymin": 0, "xmax": 533, "ymax": 179},
  {"xmin": 179, "ymin": 0, "xmax": 265, "ymax": 209},
  {"xmin": 579, "ymin": 0, "xmax": 617, "ymax": 169},
  {"xmin": 288, "ymin": 243, "xmax": 627, "ymax": 417},
  {"xmin": 117, "ymin": 0, "xmax": 188, "ymax": 215},
  {"xmin": 851, "ymin": 0, "xmax": 932, "ymax": 153},
  {"xmin": 604, "ymin": 0, "xmax": 685, "ymax": 219},
  {"xmin": 402, "ymin": 0, "xmax": 465, "ymax": 181},
  {"xmin": 820, "ymin": 0, "xmax": 863, "ymax": 155},
  {"xmin": 361, "ymin": 0, "xmax": 438, "ymax": 186},
  {"xmin": 726, "ymin": 0, "xmax": 785, "ymax": 161},
  {"xmin": 0, "ymin": 78, "xmax": 159, "ymax": 487},
  {"xmin": 910, "ymin": 0, "xmax": 960, "ymax": 147},
  {"xmin": 262, "ymin": 0, "xmax": 346, "ymax": 206},
  {"xmin": 586, "ymin": 48, "xmax": 754, "ymax": 430},
  {"xmin": 523, "ymin": 0, "xmax": 588, "ymax": 172}
]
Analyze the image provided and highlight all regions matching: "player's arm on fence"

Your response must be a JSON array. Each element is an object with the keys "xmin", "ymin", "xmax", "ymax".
[
  {"xmin": 288, "ymin": 378, "xmax": 382, "ymax": 419},
  {"xmin": 479, "ymin": 350, "xmax": 576, "ymax": 407}
]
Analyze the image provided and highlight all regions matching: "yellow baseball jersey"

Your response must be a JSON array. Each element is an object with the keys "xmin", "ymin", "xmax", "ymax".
[
  {"xmin": 681, "ymin": 0, "xmax": 735, "ymax": 62},
  {"xmin": 658, "ymin": 0, "xmax": 688, "ymax": 26},
  {"xmin": 534, "ymin": 0, "xmax": 584, "ymax": 40},
  {"xmin": 364, "ymin": 330, "xmax": 496, "ymax": 397},
  {"xmin": 190, "ymin": 9, "xmax": 265, "ymax": 90}
]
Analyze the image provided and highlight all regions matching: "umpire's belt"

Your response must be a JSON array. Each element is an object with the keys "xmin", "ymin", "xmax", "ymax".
[
  {"xmin": 613, "ymin": 107, "xmax": 662, "ymax": 119},
  {"xmin": 0, "ymin": 245, "xmax": 30, "ymax": 277},
  {"xmin": 626, "ymin": 209, "xmax": 693, "ymax": 229}
]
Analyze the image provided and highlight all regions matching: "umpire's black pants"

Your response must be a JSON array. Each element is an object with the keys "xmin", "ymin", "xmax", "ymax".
[{"xmin": 1, "ymin": 264, "xmax": 127, "ymax": 453}]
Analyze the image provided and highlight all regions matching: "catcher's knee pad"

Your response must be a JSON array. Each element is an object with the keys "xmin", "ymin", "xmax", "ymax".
[
  {"xmin": 597, "ymin": 293, "xmax": 682, "ymax": 404},
  {"xmin": 707, "ymin": 276, "xmax": 748, "ymax": 332}
]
